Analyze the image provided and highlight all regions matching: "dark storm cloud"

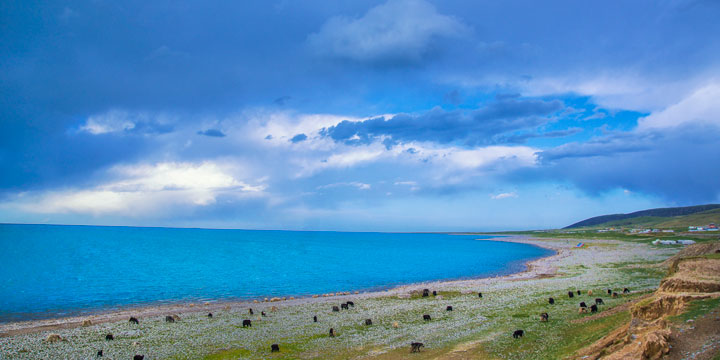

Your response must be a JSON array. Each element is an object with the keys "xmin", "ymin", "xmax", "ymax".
[
  {"xmin": 322, "ymin": 97, "xmax": 564, "ymax": 146},
  {"xmin": 518, "ymin": 125, "xmax": 720, "ymax": 203}
]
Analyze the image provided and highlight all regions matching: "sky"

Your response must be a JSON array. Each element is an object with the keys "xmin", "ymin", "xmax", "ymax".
[{"xmin": 1, "ymin": 0, "xmax": 719, "ymax": 231}]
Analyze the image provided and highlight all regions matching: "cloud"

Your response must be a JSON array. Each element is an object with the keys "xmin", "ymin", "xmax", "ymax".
[
  {"xmin": 637, "ymin": 82, "xmax": 720, "ymax": 130},
  {"xmin": 490, "ymin": 191, "xmax": 518, "ymax": 200},
  {"xmin": 317, "ymin": 182, "xmax": 371, "ymax": 190},
  {"xmin": 321, "ymin": 96, "xmax": 563, "ymax": 147},
  {"xmin": 290, "ymin": 133, "xmax": 308, "ymax": 143},
  {"xmin": 394, "ymin": 181, "xmax": 419, "ymax": 191},
  {"xmin": 538, "ymin": 132, "xmax": 653, "ymax": 162},
  {"xmin": 307, "ymin": 0, "xmax": 468, "ymax": 65},
  {"xmin": 79, "ymin": 110, "xmax": 174, "ymax": 135},
  {"xmin": 5, "ymin": 162, "xmax": 266, "ymax": 216},
  {"xmin": 528, "ymin": 123, "xmax": 720, "ymax": 203},
  {"xmin": 197, "ymin": 129, "xmax": 226, "ymax": 137},
  {"xmin": 499, "ymin": 128, "xmax": 582, "ymax": 144}
]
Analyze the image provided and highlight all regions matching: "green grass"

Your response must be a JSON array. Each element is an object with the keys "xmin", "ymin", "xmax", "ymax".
[
  {"xmin": 482, "ymin": 296, "xmax": 636, "ymax": 360},
  {"xmin": 668, "ymin": 296, "xmax": 720, "ymax": 324},
  {"xmin": 203, "ymin": 348, "xmax": 252, "ymax": 360}
]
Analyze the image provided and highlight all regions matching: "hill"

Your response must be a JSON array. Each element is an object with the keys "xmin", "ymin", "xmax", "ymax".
[{"xmin": 564, "ymin": 204, "xmax": 720, "ymax": 229}]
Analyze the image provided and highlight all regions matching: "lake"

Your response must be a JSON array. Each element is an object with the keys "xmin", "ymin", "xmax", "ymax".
[{"xmin": 0, "ymin": 224, "xmax": 553, "ymax": 322}]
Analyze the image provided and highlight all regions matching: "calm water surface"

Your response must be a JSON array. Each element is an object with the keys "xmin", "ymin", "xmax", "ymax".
[{"xmin": 0, "ymin": 224, "xmax": 553, "ymax": 322}]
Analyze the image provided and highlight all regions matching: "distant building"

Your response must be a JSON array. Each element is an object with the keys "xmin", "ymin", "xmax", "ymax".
[{"xmin": 652, "ymin": 239, "xmax": 695, "ymax": 245}]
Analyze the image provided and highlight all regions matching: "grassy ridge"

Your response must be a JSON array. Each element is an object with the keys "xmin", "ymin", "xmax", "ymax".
[{"xmin": 564, "ymin": 204, "xmax": 720, "ymax": 229}]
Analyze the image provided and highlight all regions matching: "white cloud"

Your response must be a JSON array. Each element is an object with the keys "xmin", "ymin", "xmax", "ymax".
[
  {"xmin": 241, "ymin": 110, "xmax": 364, "ymax": 149},
  {"xmin": 79, "ymin": 109, "xmax": 174, "ymax": 135},
  {"xmin": 7, "ymin": 162, "xmax": 265, "ymax": 216},
  {"xmin": 490, "ymin": 192, "xmax": 518, "ymax": 200},
  {"xmin": 293, "ymin": 146, "xmax": 387, "ymax": 177},
  {"xmin": 394, "ymin": 181, "xmax": 419, "ymax": 191},
  {"xmin": 80, "ymin": 110, "xmax": 137, "ymax": 134},
  {"xmin": 308, "ymin": 0, "xmax": 468, "ymax": 63},
  {"xmin": 637, "ymin": 82, "xmax": 720, "ymax": 130},
  {"xmin": 317, "ymin": 182, "xmax": 371, "ymax": 190}
]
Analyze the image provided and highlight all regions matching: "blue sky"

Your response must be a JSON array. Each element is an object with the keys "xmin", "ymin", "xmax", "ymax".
[{"xmin": 1, "ymin": 0, "xmax": 719, "ymax": 231}]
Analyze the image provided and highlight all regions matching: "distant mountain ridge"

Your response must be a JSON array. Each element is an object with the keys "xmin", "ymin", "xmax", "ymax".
[{"xmin": 564, "ymin": 204, "xmax": 720, "ymax": 229}]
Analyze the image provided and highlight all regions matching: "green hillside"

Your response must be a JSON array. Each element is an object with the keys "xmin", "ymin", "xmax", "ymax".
[{"xmin": 565, "ymin": 205, "xmax": 720, "ymax": 229}]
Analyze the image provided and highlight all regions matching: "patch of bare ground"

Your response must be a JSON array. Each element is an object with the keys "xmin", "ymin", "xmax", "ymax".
[{"xmin": 666, "ymin": 305, "xmax": 720, "ymax": 360}]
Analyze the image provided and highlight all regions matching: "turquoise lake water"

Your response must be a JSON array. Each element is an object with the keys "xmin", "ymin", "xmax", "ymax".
[{"xmin": 0, "ymin": 224, "xmax": 553, "ymax": 322}]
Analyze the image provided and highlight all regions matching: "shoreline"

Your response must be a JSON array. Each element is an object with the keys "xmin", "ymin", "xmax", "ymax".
[{"xmin": 0, "ymin": 236, "xmax": 560, "ymax": 337}]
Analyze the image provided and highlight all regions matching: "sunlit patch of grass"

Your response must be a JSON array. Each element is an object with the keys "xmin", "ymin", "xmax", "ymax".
[{"xmin": 202, "ymin": 348, "xmax": 252, "ymax": 360}]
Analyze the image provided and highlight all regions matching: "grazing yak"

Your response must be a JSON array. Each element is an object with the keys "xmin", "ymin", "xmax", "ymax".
[
  {"xmin": 365, "ymin": 319, "xmax": 373, "ymax": 326},
  {"xmin": 423, "ymin": 314, "xmax": 431, "ymax": 321},
  {"xmin": 329, "ymin": 328, "xmax": 335, "ymax": 337},
  {"xmin": 249, "ymin": 308, "xmax": 254, "ymax": 315},
  {"xmin": 607, "ymin": 289, "xmax": 612, "ymax": 295},
  {"xmin": 411, "ymin": 342, "xmax": 424, "ymax": 353},
  {"xmin": 612, "ymin": 292, "xmax": 619, "ymax": 298},
  {"xmin": 133, "ymin": 356, "xmax": 144, "ymax": 360},
  {"xmin": 513, "ymin": 330, "xmax": 524, "ymax": 338},
  {"xmin": 313, "ymin": 315, "xmax": 317, "ymax": 322},
  {"xmin": 590, "ymin": 304, "xmax": 598, "ymax": 313},
  {"xmin": 242, "ymin": 319, "xmax": 252, "ymax": 327},
  {"xmin": 129, "ymin": 317, "xmax": 139, "ymax": 325},
  {"xmin": 588, "ymin": 290, "xmax": 593, "ymax": 296},
  {"xmin": 332, "ymin": 306, "xmax": 340, "ymax": 312},
  {"xmin": 105, "ymin": 334, "xmax": 114, "ymax": 341},
  {"xmin": 568, "ymin": 291, "xmax": 575, "ymax": 298},
  {"xmin": 595, "ymin": 298, "xmax": 604, "ymax": 305},
  {"xmin": 346, "ymin": 301, "xmax": 355, "ymax": 307},
  {"xmin": 261, "ymin": 311, "xmax": 267, "ymax": 317},
  {"xmin": 549, "ymin": 297, "xmax": 555, "ymax": 305},
  {"xmin": 271, "ymin": 344, "xmax": 280, "ymax": 352},
  {"xmin": 422, "ymin": 289, "xmax": 430, "ymax": 297},
  {"xmin": 341, "ymin": 303, "xmax": 349, "ymax": 310},
  {"xmin": 540, "ymin": 312, "xmax": 549, "ymax": 322},
  {"xmin": 579, "ymin": 302, "xmax": 587, "ymax": 308},
  {"xmin": 478, "ymin": 292, "xmax": 483, "ymax": 298},
  {"xmin": 207, "ymin": 313, "xmax": 213, "ymax": 318},
  {"xmin": 165, "ymin": 316, "xmax": 175, "ymax": 323},
  {"xmin": 446, "ymin": 306, "xmax": 453, "ymax": 311},
  {"xmin": 623, "ymin": 288, "xmax": 630, "ymax": 294},
  {"xmin": 96, "ymin": 350, "xmax": 103, "ymax": 357},
  {"xmin": 576, "ymin": 290, "xmax": 581, "ymax": 296},
  {"xmin": 433, "ymin": 291, "xmax": 437, "ymax": 296}
]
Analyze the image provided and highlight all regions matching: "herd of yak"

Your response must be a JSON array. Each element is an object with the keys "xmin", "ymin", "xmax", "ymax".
[{"xmin": 95, "ymin": 287, "xmax": 630, "ymax": 357}]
